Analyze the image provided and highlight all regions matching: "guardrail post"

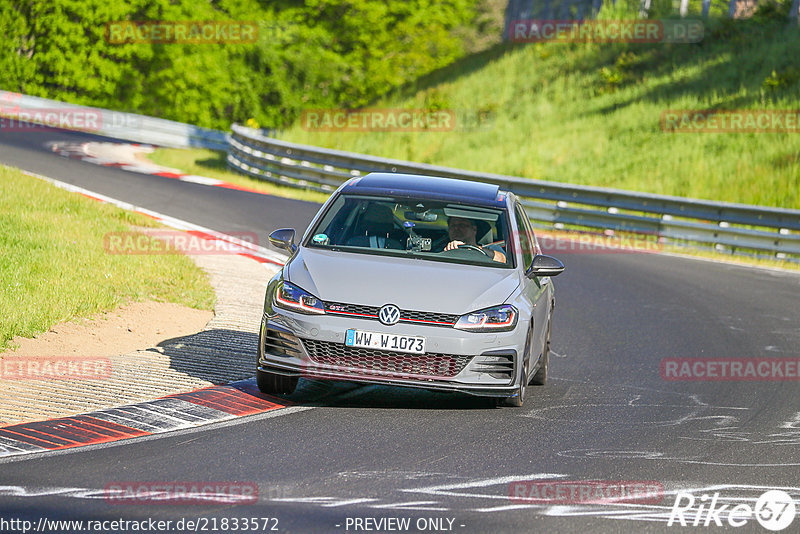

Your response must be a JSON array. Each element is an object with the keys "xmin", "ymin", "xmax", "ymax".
[
  {"xmin": 639, "ymin": 0, "xmax": 652, "ymax": 18},
  {"xmin": 226, "ymin": 123, "xmax": 800, "ymax": 263}
]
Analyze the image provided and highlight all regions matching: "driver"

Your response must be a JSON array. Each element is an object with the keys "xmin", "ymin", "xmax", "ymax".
[{"xmin": 444, "ymin": 216, "xmax": 506, "ymax": 262}]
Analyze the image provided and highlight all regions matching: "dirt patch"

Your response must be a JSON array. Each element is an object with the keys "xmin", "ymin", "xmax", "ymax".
[
  {"xmin": 2, "ymin": 301, "xmax": 213, "ymax": 359},
  {"xmin": 0, "ymin": 253, "xmax": 271, "ymax": 426}
]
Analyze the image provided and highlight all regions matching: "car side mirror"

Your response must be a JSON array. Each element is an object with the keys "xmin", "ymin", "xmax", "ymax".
[
  {"xmin": 269, "ymin": 228, "xmax": 297, "ymax": 253},
  {"xmin": 526, "ymin": 254, "xmax": 565, "ymax": 278}
]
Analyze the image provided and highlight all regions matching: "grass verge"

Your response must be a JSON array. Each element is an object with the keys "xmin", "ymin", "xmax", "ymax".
[
  {"xmin": 535, "ymin": 228, "xmax": 800, "ymax": 271},
  {"xmin": 148, "ymin": 146, "xmax": 798, "ymax": 271},
  {"xmin": 278, "ymin": 14, "xmax": 800, "ymax": 210},
  {"xmin": 146, "ymin": 148, "xmax": 331, "ymax": 204},
  {"xmin": 659, "ymin": 245, "xmax": 800, "ymax": 272},
  {"xmin": 0, "ymin": 165, "xmax": 215, "ymax": 350}
]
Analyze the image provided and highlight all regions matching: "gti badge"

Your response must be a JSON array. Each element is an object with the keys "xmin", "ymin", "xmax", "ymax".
[{"xmin": 378, "ymin": 304, "xmax": 401, "ymax": 326}]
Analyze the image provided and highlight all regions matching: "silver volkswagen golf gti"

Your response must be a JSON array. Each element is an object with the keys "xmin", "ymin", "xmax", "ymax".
[{"xmin": 257, "ymin": 173, "xmax": 564, "ymax": 406}]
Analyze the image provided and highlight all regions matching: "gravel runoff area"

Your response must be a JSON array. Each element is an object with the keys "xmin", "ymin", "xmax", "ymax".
[{"xmin": 0, "ymin": 253, "xmax": 279, "ymax": 426}]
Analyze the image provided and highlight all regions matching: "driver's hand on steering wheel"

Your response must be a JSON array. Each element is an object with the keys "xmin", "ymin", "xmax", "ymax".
[{"xmin": 445, "ymin": 240, "xmax": 506, "ymax": 263}]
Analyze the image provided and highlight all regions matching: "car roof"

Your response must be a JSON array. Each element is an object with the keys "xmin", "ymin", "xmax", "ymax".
[{"xmin": 342, "ymin": 173, "xmax": 506, "ymax": 207}]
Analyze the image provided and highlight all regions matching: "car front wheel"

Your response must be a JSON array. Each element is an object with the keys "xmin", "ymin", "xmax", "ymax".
[
  {"xmin": 500, "ymin": 364, "xmax": 527, "ymax": 407},
  {"xmin": 499, "ymin": 331, "xmax": 531, "ymax": 407},
  {"xmin": 530, "ymin": 313, "xmax": 552, "ymax": 386},
  {"xmin": 256, "ymin": 369, "xmax": 298, "ymax": 395}
]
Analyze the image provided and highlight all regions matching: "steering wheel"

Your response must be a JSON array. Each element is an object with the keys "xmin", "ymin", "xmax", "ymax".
[
  {"xmin": 431, "ymin": 234, "xmax": 450, "ymax": 251},
  {"xmin": 457, "ymin": 244, "xmax": 493, "ymax": 258}
]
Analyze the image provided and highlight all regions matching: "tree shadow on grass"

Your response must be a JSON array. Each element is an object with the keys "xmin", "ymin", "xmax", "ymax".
[
  {"xmin": 195, "ymin": 155, "xmax": 229, "ymax": 173},
  {"xmin": 383, "ymin": 15, "xmax": 799, "ymax": 127},
  {"xmin": 579, "ymin": 19, "xmax": 800, "ymax": 118}
]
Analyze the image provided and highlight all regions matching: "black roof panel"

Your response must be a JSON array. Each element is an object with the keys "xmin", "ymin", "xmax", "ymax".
[{"xmin": 344, "ymin": 173, "xmax": 502, "ymax": 206}]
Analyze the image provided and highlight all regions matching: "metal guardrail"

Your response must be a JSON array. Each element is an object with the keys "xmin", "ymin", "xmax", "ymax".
[
  {"xmin": 228, "ymin": 124, "xmax": 800, "ymax": 260},
  {"xmin": 6, "ymin": 92, "xmax": 794, "ymax": 259},
  {"xmin": 0, "ymin": 90, "xmax": 227, "ymax": 150}
]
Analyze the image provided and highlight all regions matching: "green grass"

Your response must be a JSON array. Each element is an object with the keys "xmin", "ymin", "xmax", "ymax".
[
  {"xmin": 146, "ymin": 148, "xmax": 331, "ymax": 204},
  {"xmin": 0, "ymin": 165, "xmax": 215, "ymax": 350},
  {"xmin": 153, "ymin": 146, "xmax": 799, "ymax": 270},
  {"xmin": 660, "ymin": 244, "xmax": 800, "ymax": 271},
  {"xmin": 144, "ymin": 8, "xmax": 799, "ymax": 270},
  {"xmin": 276, "ymin": 14, "xmax": 800, "ymax": 209}
]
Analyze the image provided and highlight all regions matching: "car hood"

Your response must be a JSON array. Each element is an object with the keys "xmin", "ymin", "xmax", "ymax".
[{"xmin": 286, "ymin": 247, "xmax": 520, "ymax": 314}]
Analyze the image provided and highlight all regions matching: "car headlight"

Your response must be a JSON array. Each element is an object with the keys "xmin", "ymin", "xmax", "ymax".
[
  {"xmin": 454, "ymin": 304, "xmax": 517, "ymax": 332},
  {"xmin": 273, "ymin": 281, "xmax": 325, "ymax": 315}
]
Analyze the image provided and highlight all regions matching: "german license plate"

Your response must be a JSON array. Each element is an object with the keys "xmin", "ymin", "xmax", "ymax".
[{"xmin": 345, "ymin": 329, "xmax": 425, "ymax": 354}]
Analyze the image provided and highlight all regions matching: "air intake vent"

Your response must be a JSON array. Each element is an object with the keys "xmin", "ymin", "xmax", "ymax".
[
  {"xmin": 473, "ymin": 352, "xmax": 515, "ymax": 382},
  {"xmin": 264, "ymin": 328, "xmax": 302, "ymax": 358}
]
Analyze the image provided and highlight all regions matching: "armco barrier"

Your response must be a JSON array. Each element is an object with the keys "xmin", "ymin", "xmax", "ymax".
[
  {"xmin": 0, "ymin": 90, "xmax": 227, "ymax": 150},
  {"xmin": 2, "ymin": 89, "xmax": 796, "ymax": 261},
  {"xmin": 228, "ymin": 124, "xmax": 800, "ymax": 261}
]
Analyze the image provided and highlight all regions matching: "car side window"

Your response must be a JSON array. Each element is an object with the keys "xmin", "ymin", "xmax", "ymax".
[
  {"xmin": 514, "ymin": 204, "xmax": 534, "ymax": 270},
  {"xmin": 521, "ymin": 207, "xmax": 541, "ymax": 256}
]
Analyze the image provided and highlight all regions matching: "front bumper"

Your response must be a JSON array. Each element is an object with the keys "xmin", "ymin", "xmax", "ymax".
[{"xmin": 257, "ymin": 309, "xmax": 527, "ymax": 398}]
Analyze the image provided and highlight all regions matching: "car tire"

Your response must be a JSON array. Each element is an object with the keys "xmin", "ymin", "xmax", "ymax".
[
  {"xmin": 499, "ymin": 330, "xmax": 531, "ymax": 407},
  {"xmin": 500, "ymin": 360, "xmax": 527, "ymax": 407},
  {"xmin": 530, "ymin": 314, "xmax": 552, "ymax": 386},
  {"xmin": 256, "ymin": 369, "xmax": 298, "ymax": 395}
]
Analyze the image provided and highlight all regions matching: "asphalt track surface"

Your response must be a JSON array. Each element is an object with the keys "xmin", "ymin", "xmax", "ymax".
[{"xmin": 1, "ymin": 127, "xmax": 799, "ymax": 533}]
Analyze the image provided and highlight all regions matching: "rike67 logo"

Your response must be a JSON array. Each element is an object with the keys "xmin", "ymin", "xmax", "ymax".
[{"xmin": 668, "ymin": 490, "xmax": 796, "ymax": 531}]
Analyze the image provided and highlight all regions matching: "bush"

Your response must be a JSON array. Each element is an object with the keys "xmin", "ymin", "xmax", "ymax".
[{"xmin": 0, "ymin": 0, "xmax": 485, "ymax": 129}]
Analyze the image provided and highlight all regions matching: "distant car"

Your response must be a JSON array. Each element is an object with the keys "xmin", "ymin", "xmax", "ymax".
[{"xmin": 257, "ymin": 173, "xmax": 564, "ymax": 406}]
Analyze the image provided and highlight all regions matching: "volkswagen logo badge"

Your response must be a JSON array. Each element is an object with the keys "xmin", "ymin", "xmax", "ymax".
[{"xmin": 378, "ymin": 304, "xmax": 401, "ymax": 326}]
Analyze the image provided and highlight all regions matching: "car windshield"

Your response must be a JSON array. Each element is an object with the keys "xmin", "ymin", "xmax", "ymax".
[{"xmin": 306, "ymin": 195, "xmax": 513, "ymax": 268}]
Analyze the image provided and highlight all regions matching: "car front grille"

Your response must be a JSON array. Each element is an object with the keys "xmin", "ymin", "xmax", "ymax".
[
  {"xmin": 322, "ymin": 301, "xmax": 458, "ymax": 327},
  {"xmin": 301, "ymin": 339, "xmax": 472, "ymax": 378}
]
